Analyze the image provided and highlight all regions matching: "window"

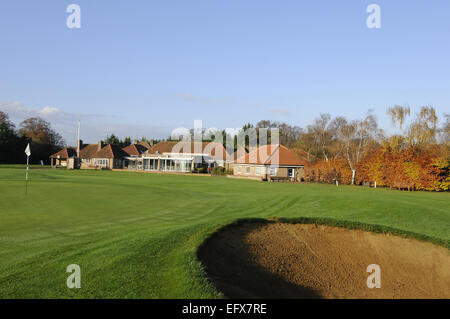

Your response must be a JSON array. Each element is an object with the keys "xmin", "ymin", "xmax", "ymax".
[
  {"xmin": 288, "ymin": 168, "xmax": 295, "ymax": 178},
  {"xmin": 255, "ymin": 167, "xmax": 260, "ymax": 175},
  {"xmin": 246, "ymin": 166, "xmax": 250, "ymax": 174},
  {"xmin": 96, "ymin": 159, "xmax": 108, "ymax": 166},
  {"xmin": 270, "ymin": 167, "xmax": 277, "ymax": 176},
  {"xmin": 237, "ymin": 166, "xmax": 241, "ymax": 174}
]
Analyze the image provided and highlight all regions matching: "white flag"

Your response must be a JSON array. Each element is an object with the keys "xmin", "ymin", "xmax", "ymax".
[{"xmin": 25, "ymin": 143, "xmax": 31, "ymax": 156}]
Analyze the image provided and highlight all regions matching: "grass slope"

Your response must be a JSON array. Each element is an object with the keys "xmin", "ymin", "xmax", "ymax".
[{"xmin": 0, "ymin": 166, "xmax": 449, "ymax": 298}]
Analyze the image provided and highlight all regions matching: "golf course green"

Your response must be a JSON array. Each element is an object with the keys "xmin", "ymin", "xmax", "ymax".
[{"xmin": 0, "ymin": 166, "xmax": 449, "ymax": 298}]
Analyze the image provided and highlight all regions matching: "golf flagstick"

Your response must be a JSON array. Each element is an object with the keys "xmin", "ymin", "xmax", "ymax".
[{"xmin": 25, "ymin": 143, "xmax": 31, "ymax": 195}]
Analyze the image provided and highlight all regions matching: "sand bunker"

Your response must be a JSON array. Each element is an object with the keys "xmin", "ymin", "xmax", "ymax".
[{"xmin": 198, "ymin": 222, "xmax": 450, "ymax": 299}]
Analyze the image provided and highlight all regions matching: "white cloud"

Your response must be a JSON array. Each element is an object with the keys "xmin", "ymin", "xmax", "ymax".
[
  {"xmin": 0, "ymin": 101, "xmax": 76, "ymax": 121},
  {"xmin": 39, "ymin": 106, "xmax": 61, "ymax": 116}
]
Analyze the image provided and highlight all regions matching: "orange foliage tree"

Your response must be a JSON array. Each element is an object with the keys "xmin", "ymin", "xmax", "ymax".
[
  {"xmin": 357, "ymin": 145, "xmax": 448, "ymax": 191},
  {"xmin": 304, "ymin": 159, "xmax": 352, "ymax": 184}
]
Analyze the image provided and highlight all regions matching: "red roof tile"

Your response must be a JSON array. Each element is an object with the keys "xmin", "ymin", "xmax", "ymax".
[
  {"xmin": 235, "ymin": 144, "xmax": 304, "ymax": 166},
  {"xmin": 79, "ymin": 144, "xmax": 100, "ymax": 159},
  {"xmin": 123, "ymin": 144, "xmax": 149, "ymax": 156},
  {"xmin": 50, "ymin": 143, "xmax": 128, "ymax": 159},
  {"xmin": 49, "ymin": 148, "xmax": 77, "ymax": 159},
  {"xmin": 94, "ymin": 144, "xmax": 128, "ymax": 159}
]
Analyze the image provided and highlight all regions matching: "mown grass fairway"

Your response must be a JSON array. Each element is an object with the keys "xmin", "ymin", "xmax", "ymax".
[{"xmin": 0, "ymin": 166, "xmax": 449, "ymax": 298}]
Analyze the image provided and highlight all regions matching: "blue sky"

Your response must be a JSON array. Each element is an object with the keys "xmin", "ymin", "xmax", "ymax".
[{"xmin": 0, "ymin": 0, "xmax": 449, "ymax": 145}]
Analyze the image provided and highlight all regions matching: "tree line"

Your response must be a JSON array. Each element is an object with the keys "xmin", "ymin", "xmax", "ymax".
[
  {"xmin": 214, "ymin": 106, "xmax": 448, "ymax": 191},
  {"xmin": 0, "ymin": 112, "xmax": 64, "ymax": 164},
  {"xmin": 1, "ymin": 106, "xmax": 448, "ymax": 191},
  {"xmin": 104, "ymin": 135, "xmax": 161, "ymax": 147},
  {"xmin": 295, "ymin": 106, "xmax": 448, "ymax": 191},
  {"xmin": 166, "ymin": 106, "xmax": 448, "ymax": 191}
]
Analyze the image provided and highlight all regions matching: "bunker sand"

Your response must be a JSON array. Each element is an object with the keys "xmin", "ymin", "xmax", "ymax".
[{"xmin": 198, "ymin": 222, "xmax": 450, "ymax": 298}]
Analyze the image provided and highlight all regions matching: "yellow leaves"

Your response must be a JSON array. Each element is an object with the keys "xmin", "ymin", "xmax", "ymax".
[{"xmin": 387, "ymin": 105, "xmax": 410, "ymax": 130}]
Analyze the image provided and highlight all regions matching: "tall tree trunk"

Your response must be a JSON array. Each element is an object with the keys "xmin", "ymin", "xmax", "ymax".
[{"xmin": 351, "ymin": 169, "xmax": 356, "ymax": 185}]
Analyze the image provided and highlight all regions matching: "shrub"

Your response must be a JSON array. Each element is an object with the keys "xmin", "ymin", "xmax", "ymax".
[
  {"xmin": 357, "ymin": 145, "xmax": 449, "ymax": 191},
  {"xmin": 195, "ymin": 167, "xmax": 206, "ymax": 174},
  {"xmin": 211, "ymin": 166, "xmax": 225, "ymax": 175},
  {"xmin": 304, "ymin": 159, "xmax": 352, "ymax": 184}
]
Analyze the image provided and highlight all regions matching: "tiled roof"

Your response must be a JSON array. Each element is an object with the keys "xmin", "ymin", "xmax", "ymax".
[
  {"xmin": 138, "ymin": 141, "xmax": 153, "ymax": 150},
  {"xmin": 123, "ymin": 144, "xmax": 149, "ymax": 156},
  {"xmin": 266, "ymin": 145, "xmax": 305, "ymax": 166},
  {"xmin": 95, "ymin": 144, "xmax": 128, "ymax": 159},
  {"xmin": 79, "ymin": 144, "xmax": 100, "ymax": 159},
  {"xmin": 148, "ymin": 141, "xmax": 227, "ymax": 160},
  {"xmin": 49, "ymin": 148, "xmax": 77, "ymax": 159},
  {"xmin": 293, "ymin": 149, "xmax": 311, "ymax": 162},
  {"xmin": 235, "ymin": 144, "xmax": 304, "ymax": 166},
  {"xmin": 227, "ymin": 146, "xmax": 249, "ymax": 162},
  {"xmin": 50, "ymin": 143, "xmax": 129, "ymax": 159}
]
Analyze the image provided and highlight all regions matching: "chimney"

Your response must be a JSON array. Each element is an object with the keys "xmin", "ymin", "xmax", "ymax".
[
  {"xmin": 133, "ymin": 139, "xmax": 138, "ymax": 145},
  {"xmin": 98, "ymin": 141, "xmax": 103, "ymax": 151}
]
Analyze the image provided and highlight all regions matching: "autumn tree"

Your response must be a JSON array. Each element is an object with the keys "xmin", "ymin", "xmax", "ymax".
[
  {"xmin": 387, "ymin": 105, "xmax": 411, "ymax": 130},
  {"xmin": 407, "ymin": 106, "xmax": 439, "ymax": 147},
  {"xmin": 384, "ymin": 135, "xmax": 407, "ymax": 152},
  {"xmin": 388, "ymin": 105, "xmax": 440, "ymax": 148},
  {"xmin": 18, "ymin": 117, "xmax": 65, "ymax": 164}
]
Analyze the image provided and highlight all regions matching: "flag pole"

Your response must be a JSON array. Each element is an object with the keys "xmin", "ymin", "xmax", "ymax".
[
  {"xmin": 25, "ymin": 143, "xmax": 31, "ymax": 196},
  {"xmin": 25, "ymin": 155, "xmax": 29, "ymax": 195}
]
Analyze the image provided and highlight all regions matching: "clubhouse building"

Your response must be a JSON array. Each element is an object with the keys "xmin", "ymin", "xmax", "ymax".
[
  {"xmin": 50, "ymin": 141, "xmax": 305, "ymax": 181},
  {"xmin": 124, "ymin": 141, "xmax": 228, "ymax": 172},
  {"xmin": 233, "ymin": 144, "xmax": 305, "ymax": 182},
  {"xmin": 50, "ymin": 140, "xmax": 228, "ymax": 172}
]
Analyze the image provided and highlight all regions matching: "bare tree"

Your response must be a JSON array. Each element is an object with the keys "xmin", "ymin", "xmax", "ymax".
[
  {"xmin": 297, "ymin": 114, "xmax": 348, "ymax": 162},
  {"xmin": 296, "ymin": 131, "xmax": 317, "ymax": 161},
  {"xmin": 337, "ymin": 112, "xmax": 380, "ymax": 184},
  {"xmin": 256, "ymin": 120, "xmax": 303, "ymax": 147},
  {"xmin": 307, "ymin": 114, "xmax": 335, "ymax": 162},
  {"xmin": 438, "ymin": 113, "xmax": 449, "ymax": 145},
  {"xmin": 328, "ymin": 116, "xmax": 348, "ymax": 160}
]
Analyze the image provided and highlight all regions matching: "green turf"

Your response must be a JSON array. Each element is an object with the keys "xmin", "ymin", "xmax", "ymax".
[{"xmin": 0, "ymin": 166, "xmax": 449, "ymax": 298}]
